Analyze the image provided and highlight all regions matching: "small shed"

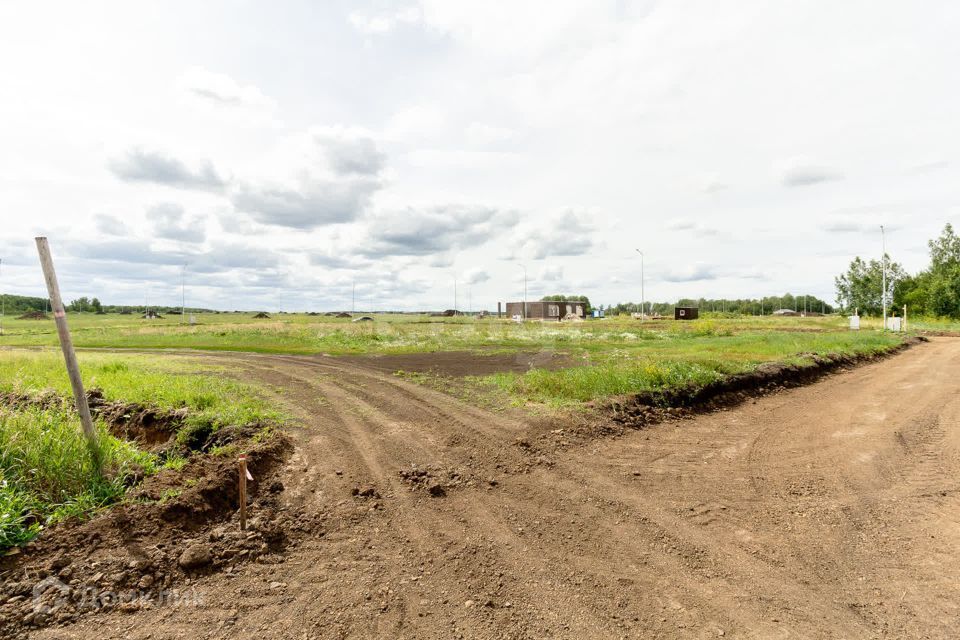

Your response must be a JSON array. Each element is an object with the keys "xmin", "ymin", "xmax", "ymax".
[{"xmin": 674, "ymin": 307, "xmax": 699, "ymax": 320}]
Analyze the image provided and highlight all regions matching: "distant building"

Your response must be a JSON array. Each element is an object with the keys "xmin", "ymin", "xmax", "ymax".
[
  {"xmin": 505, "ymin": 300, "xmax": 587, "ymax": 321},
  {"xmin": 772, "ymin": 309, "xmax": 799, "ymax": 316}
]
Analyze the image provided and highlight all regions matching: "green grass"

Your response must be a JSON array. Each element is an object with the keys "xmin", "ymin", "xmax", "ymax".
[
  {"xmin": 0, "ymin": 312, "xmax": 915, "ymax": 547},
  {"xmin": 0, "ymin": 311, "xmax": 882, "ymax": 355},
  {"xmin": 0, "ymin": 351, "xmax": 283, "ymax": 429},
  {"xmin": 487, "ymin": 330, "xmax": 904, "ymax": 405},
  {"xmin": 0, "ymin": 406, "xmax": 154, "ymax": 549},
  {"xmin": 0, "ymin": 350, "xmax": 285, "ymax": 551}
]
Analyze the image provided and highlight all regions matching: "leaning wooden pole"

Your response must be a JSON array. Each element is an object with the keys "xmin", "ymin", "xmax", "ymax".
[{"xmin": 35, "ymin": 237, "xmax": 101, "ymax": 472}]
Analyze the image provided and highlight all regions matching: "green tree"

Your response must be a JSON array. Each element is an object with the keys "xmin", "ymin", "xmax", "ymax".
[
  {"xmin": 69, "ymin": 297, "xmax": 91, "ymax": 312},
  {"xmin": 920, "ymin": 224, "xmax": 960, "ymax": 318},
  {"xmin": 835, "ymin": 255, "xmax": 906, "ymax": 315}
]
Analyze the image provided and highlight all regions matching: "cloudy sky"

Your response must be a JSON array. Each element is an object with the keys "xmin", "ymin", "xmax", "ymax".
[{"xmin": 1, "ymin": 1, "xmax": 958, "ymax": 311}]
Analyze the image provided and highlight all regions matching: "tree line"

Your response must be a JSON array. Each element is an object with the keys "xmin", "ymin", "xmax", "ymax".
[
  {"xmin": 605, "ymin": 294, "xmax": 833, "ymax": 317},
  {"xmin": 835, "ymin": 224, "xmax": 960, "ymax": 318}
]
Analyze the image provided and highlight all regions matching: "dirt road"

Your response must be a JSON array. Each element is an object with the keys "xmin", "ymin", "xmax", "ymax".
[{"xmin": 36, "ymin": 338, "xmax": 960, "ymax": 639}]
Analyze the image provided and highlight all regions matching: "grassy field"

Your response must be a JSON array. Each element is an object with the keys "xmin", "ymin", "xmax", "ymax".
[
  {"xmin": 0, "ymin": 311, "xmax": 919, "ymax": 548},
  {"xmin": 486, "ymin": 330, "xmax": 902, "ymax": 405},
  {"xmin": 0, "ymin": 310, "xmax": 931, "ymax": 354},
  {"xmin": 0, "ymin": 350, "xmax": 282, "ymax": 551}
]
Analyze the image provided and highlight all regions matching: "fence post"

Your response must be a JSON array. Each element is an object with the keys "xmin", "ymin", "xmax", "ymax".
[
  {"xmin": 34, "ymin": 237, "xmax": 101, "ymax": 472},
  {"xmin": 238, "ymin": 455, "xmax": 248, "ymax": 531}
]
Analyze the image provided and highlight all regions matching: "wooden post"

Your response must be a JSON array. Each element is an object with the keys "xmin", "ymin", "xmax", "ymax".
[
  {"xmin": 34, "ymin": 238, "xmax": 101, "ymax": 472},
  {"xmin": 903, "ymin": 304, "xmax": 907, "ymax": 332},
  {"xmin": 238, "ymin": 455, "xmax": 248, "ymax": 531}
]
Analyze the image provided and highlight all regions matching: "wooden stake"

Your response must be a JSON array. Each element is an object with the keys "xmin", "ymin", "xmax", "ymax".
[
  {"xmin": 238, "ymin": 455, "xmax": 248, "ymax": 531},
  {"xmin": 34, "ymin": 237, "xmax": 101, "ymax": 472}
]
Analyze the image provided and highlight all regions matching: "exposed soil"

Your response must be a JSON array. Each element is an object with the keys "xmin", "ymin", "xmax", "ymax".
[
  {"xmin": 4, "ymin": 339, "xmax": 960, "ymax": 638},
  {"xmin": 917, "ymin": 328, "xmax": 960, "ymax": 337},
  {"xmin": 0, "ymin": 434, "xmax": 292, "ymax": 638},
  {"xmin": 0, "ymin": 389, "xmax": 256, "ymax": 456},
  {"xmin": 598, "ymin": 337, "xmax": 927, "ymax": 429},
  {"xmin": 343, "ymin": 349, "xmax": 579, "ymax": 377},
  {"xmin": 15, "ymin": 312, "xmax": 49, "ymax": 320}
]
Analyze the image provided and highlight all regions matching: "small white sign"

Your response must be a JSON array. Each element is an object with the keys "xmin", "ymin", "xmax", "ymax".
[{"xmin": 849, "ymin": 315, "xmax": 860, "ymax": 330}]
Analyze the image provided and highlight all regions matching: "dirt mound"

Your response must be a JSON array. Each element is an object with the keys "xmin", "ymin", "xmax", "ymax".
[
  {"xmin": 252, "ymin": 312, "xmax": 271, "ymax": 319},
  {"xmin": 85, "ymin": 389, "xmax": 186, "ymax": 450},
  {"xmin": 398, "ymin": 464, "xmax": 484, "ymax": 497},
  {"xmin": 335, "ymin": 312, "xmax": 352, "ymax": 318},
  {"xmin": 0, "ymin": 433, "xmax": 293, "ymax": 637},
  {"xmin": 16, "ymin": 311, "xmax": 49, "ymax": 320}
]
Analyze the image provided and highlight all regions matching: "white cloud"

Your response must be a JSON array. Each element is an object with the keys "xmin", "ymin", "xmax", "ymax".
[
  {"xmin": 779, "ymin": 157, "xmax": 844, "ymax": 187},
  {"xmin": 348, "ymin": 6, "xmax": 422, "ymax": 35},
  {"xmin": 461, "ymin": 267, "xmax": 490, "ymax": 285},
  {"xmin": 509, "ymin": 210, "xmax": 597, "ymax": 260},
  {"xmin": 179, "ymin": 67, "xmax": 276, "ymax": 111},
  {"xmin": 2, "ymin": 1, "xmax": 958, "ymax": 310},
  {"xmin": 109, "ymin": 148, "xmax": 227, "ymax": 192},
  {"xmin": 359, "ymin": 205, "xmax": 518, "ymax": 257}
]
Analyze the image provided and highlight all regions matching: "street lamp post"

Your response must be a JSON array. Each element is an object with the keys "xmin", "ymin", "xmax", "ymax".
[
  {"xmin": 635, "ymin": 249, "xmax": 645, "ymax": 322},
  {"xmin": 881, "ymin": 225, "xmax": 887, "ymax": 331},
  {"xmin": 181, "ymin": 264, "xmax": 186, "ymax": 325}
]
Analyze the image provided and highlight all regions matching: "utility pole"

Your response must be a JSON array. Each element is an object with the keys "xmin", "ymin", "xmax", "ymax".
[
  {"xmin": 635, "ymin": 249, "xmax": 645, "ymax": 322},
  {"xmin": 35, "ymin": 238, "xmax": 101, "ymax": 472},
  {"xmin": 352, "ymin": 279, "xmax": 356, "ymax": 314},
  {"xmin": 181, "ymin": 264, "xmax": 186, "ymax": 324},
  {"xmin": 454, "ymin": 274, "xmax": 458, "ymax": 314},
  {"xmin": 881, "ymin": 225, "xmax": 887, "ymax": 331},
  {"xmin": 0, "ymin": 258, "xmax": 4, "ymax": 336}
]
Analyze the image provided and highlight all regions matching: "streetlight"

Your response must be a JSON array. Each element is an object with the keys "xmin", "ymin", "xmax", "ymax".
[
  {"xmin": 517, "ymin": 264, "xmax": 527, "ymax": 319},
  {"xmin": 0, "ymin": 258, "xmax": 4, "ymax": 336},
  {"xmin": 881, "ymin": 225, "xmax": 887, "ymax": 331},
  {"xmin": 635, "ymin": 249, "xmax": 645, "ymax": 322},
  {"xmin": 180, "ymin": 264, "xmax": 187, "ymax": 325}
]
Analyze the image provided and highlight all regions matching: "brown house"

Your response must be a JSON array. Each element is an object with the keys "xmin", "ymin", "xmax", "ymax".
[{"xmin": 505, "ymin": 300, "xmax": 587, "ymax": 321}]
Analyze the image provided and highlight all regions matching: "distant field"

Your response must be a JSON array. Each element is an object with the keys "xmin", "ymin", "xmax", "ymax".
[{"xmin": 0, "ymin": 310, "xmax": 925, "ymax": 354}]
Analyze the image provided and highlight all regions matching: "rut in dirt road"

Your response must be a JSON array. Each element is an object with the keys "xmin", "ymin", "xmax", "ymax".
[{"xmin": 32, "ymin": 338, "xmax": 960, "ymax": 639}]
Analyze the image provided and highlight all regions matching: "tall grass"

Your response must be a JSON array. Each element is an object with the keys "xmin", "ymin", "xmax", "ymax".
[
  {"xmin": 0, "ymin": 350, "xmax": 285, "ymax": 550},
  {"xmin": 488, "ymin": 330, "xmax": 904, "ymax": 405},
  {"xmin": 0, "ymin": 406, "xmax": 154, "ymax": 549},
  {"xmin": 0, "ymin": 352, "xmax": 283, "ymax": 429}
]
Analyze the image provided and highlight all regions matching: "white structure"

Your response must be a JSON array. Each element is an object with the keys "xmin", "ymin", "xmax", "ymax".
[{"xmin": 849, "ymin": 315, "xmax": 860, "ymax": 330}]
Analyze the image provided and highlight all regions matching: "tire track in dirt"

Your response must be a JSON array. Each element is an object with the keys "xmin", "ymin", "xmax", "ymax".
[{"xmin": 30, "ymin": 338, "xmax": 960, "ymax": 639}]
